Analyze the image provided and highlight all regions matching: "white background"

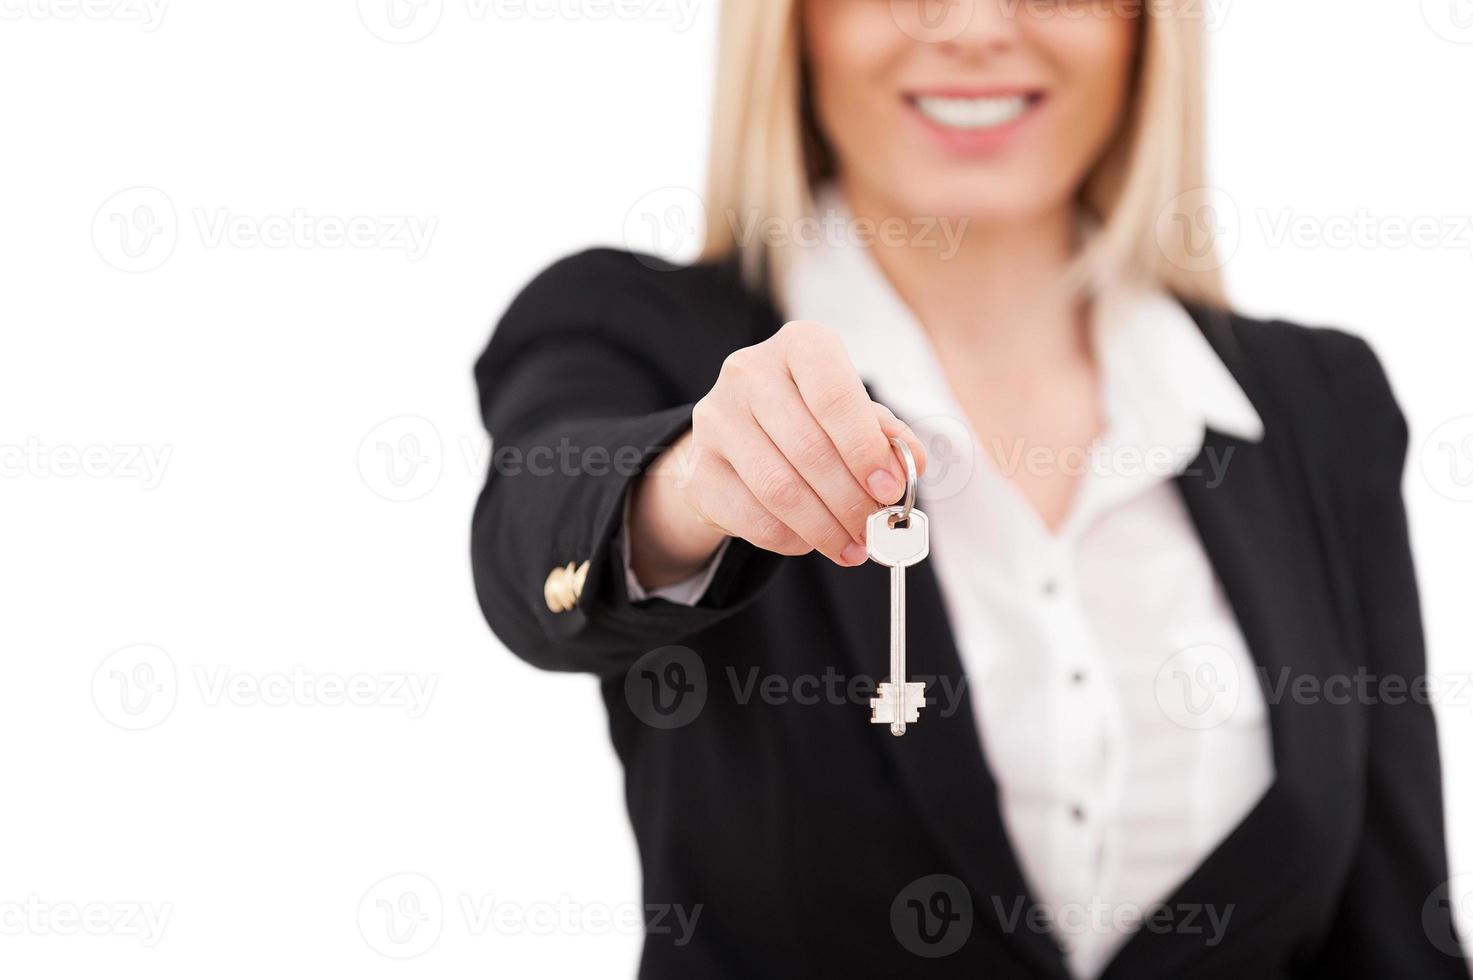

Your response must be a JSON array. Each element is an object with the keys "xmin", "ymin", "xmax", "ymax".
[{"xmin": 2, "ymin": 1, "xmax": 1471, "ymax": 976}]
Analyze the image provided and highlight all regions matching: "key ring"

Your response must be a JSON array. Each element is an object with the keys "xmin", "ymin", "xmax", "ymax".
[{"xmin": 889, "ymin": 436, "xmax": 917, "ymax": 525}]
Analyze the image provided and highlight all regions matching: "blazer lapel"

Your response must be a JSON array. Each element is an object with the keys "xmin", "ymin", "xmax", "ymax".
[
  {"xmin": 1100, "ymin": 312, "xmax": 1353, "ymax": 979},
  {"xmin": 815, "ymin": 551, "xmax": 1072, "ymax": 979}
]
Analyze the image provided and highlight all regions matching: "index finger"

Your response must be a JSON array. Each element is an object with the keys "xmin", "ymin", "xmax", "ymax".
[{"xmin": 782, "ymin": 323, "xmax": 905, "ymax": 505}]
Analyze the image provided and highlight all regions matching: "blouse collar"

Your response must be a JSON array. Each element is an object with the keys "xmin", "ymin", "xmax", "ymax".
[{"xmin": 776, "ymin": 187, "xmax": 1266, "ymax": 456}]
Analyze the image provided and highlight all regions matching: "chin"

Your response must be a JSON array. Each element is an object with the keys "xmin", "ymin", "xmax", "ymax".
[{"xmin": 887, "ymin": 176, "xmax": 1064, "ymax": 227}]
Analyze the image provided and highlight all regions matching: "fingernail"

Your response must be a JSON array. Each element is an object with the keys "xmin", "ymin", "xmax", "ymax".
[
  {"xmin": 841, "ymin": 542, "xmax": 868, "ymax": 566},
  {"xmin": 867, "ymin": 470, "xmax": 901, "ymax": 503}
]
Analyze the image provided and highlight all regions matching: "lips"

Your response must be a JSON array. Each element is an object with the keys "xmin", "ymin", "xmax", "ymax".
[
  {"xmin": 902, "ymin": 90, "xmax": 1045, "ymax": 154},
  {"xmin": 911, "ymin": 94, "xmax": 1033, "ymax": 130}
]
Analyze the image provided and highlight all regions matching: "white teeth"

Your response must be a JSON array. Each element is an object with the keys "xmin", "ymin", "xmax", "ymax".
[{"xmin": 913, "ymin": 95, "xmax": 1030, "ymax": 130}]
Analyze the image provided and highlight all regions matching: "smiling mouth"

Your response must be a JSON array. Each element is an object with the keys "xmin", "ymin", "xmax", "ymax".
[{"xmin": 908, "ymin": 93, "xmax": 1042, "ymax": 130}]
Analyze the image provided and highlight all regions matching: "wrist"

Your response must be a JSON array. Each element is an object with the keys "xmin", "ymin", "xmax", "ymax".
[{"xmin": 628, "ymin": 430, "xmax": 726, "ymax": 589}]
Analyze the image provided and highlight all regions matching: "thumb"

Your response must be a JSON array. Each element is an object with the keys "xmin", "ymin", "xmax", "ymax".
[{"xmin": 871, "ymin": 402, "xmax": 928, "ymax": 480}]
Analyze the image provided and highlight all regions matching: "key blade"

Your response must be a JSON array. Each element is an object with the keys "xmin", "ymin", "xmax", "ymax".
[{"xmin": 869, "ymin": 682, "xmax": 927, "ymax": 728}]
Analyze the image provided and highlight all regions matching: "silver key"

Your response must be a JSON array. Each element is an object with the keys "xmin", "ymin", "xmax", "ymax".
[{"xmin": 866, "ymin": 505, "xmax": 929, "ymax": 736}]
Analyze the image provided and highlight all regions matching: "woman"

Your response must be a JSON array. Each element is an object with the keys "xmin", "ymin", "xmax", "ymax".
[{"xmin": 471, "ymin": 2, "xmax": 1465, "ymax": 977}]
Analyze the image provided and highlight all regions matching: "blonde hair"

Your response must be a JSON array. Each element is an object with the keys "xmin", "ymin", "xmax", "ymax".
[{"xmin": 701, "ymin": 0, "xmax": 1225, "ymax": 307}]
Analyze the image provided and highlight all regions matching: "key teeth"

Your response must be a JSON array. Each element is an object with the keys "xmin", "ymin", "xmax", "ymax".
[{"xmin": 869, "ymin": 682, "xmax": 928, "ymax": 725}]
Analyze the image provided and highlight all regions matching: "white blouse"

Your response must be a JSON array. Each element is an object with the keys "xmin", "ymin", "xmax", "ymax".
[{"xmin": 626, "ymin": 202, "xmax": 1275, "ymax": 979}]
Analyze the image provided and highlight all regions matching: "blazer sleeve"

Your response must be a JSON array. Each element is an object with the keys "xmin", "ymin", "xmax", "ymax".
[
  {"xmin": 1307, "ymin": 333, "xmax": 1468, "ymax": 976},
  {"xmin": 469, "ymin": 251, "xmax": 782, "ymax": 678}
]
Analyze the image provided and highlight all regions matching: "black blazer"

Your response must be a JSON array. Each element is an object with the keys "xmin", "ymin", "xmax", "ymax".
[{"xmin": 471, "ymin": 248, "xmax": 1466, "ymax": 979}]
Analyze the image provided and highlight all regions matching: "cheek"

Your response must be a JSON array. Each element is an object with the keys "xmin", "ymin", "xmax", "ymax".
[
  {"xmin": 1039, "ymin": 18, "xmax": 1139, "ymax": 160},
  {"xmin": 803, "ymin": 1, "xmax": 908, "ymax": 146}
]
